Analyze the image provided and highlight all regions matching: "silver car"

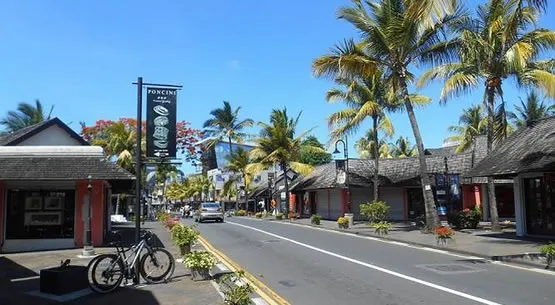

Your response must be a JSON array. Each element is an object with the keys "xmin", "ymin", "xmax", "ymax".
[{"xmin": 195, "ymin": 202, "xmax": 224, "ymax": 223}]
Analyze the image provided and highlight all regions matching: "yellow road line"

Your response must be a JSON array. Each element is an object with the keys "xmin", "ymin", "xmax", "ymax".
[{"xmin": 198, "ymin": 235, "xmax": 291, "ymax": 305}]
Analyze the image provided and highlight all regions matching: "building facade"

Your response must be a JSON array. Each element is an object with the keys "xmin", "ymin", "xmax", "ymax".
[{"xmin": 0, "ymin": 118, "xmax": 134, "ymax": 252}]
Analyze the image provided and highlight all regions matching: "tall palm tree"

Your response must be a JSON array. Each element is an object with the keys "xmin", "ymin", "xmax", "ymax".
[
  {"xmin": 224, "ymin": 147, "xmax": 253, "ymax": 210},
  {"xmin": 91, "ymin": 121, "xmax": 138, "ymax": 173},
  {"xmin": 248, "ymin": 108, "xmax": 322, "ymax": 214},
  {"xmin": 313, "ymin": 0, "xmax": 461, "ymax": 227},
  {"xmin": 391, "ymin": 136, "xmax": 418, "ymax": 158},
  {"xmin": 326, "ymin": 74, "xmax": 401, "ymax": 201},
  {"xmin": 355, "ymin": 126, "xmax": 394, "ymax": 159},
  {"xmin": 203, "ymin": 101, "xmax": 254, "ymax": 154},
  {"xmin": 0, "ymin": 100, "xmax": 54, "ymax": 132},
  {"xmin": 508, "ymin": 91, "xmax": 555, "ymax": 128},
  {"xmin": 418, "ymin": 0, "xmax": 555, "ymax": 230},
  {"xmin": 446, "ymin": 105, "xmax": 488, "ymax": 153}
]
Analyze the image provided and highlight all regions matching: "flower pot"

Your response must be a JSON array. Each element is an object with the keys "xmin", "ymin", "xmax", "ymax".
[
  {"xmin": 179, "ymin": 244, "xmax": 191, "ymax": 256},
  {"xmin": 436, "ymin": 237, "xmax": 452, "ymax": 246},
  {"xmin": 190, "ymin": 268, "xmax": 211, "ymax": 281},
  {"xmin": 338, "ymin": 223, "xmax": 349, "ymax": 229}
]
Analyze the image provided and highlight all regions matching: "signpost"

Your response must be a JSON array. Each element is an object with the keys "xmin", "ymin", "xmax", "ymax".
[
  {"xmin": 146, "ymin": 88, "xmax": 177, "ymax": 158},
  {"xmin": 133, "ymin": 78, "xmax": 182, "ymax": 284}
]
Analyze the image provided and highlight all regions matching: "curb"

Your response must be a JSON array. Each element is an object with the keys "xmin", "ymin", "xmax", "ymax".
[{"xmin": 239, "ymin": 217, "xmax": 552, "ymax": 271}]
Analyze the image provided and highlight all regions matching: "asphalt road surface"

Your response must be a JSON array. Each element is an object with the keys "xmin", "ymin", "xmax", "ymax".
[{"xmin": 183, "ymin": 217, "xmax": 554, "ymax": 305}]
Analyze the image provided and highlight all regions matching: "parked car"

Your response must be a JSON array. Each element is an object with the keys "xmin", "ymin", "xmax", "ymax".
[{"xmin": 195, "ymin": 202, "xmax": 224, "ymax": 223}]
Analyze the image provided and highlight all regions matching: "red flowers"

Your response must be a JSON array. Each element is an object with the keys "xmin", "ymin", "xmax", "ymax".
[{"xmin": 434, "ymin": 226, "xmax": 455, "ymax": 238}]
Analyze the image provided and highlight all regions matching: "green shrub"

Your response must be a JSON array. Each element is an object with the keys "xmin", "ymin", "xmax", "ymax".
[
  {"xmin": 276, "ymin": 212, "xmax": 284, "ymax": 220},
  {"xmin": 311, "ymin": 214, "xmax": 321, "ymax": 225},
  {"xmin": 217, "ymin": 271, "xmax": 254, "ymax": 305},
  {"xmin": 255, "ymin": 212, "xmax": 263, "ymax": 218},
  {"xmin": 540, "ymin": 242, "xmax": 555, "ymax": 268},
  {"xmin": 264, "ymin": 212, "xmax": 272, "ymax": 218},
  {"xmin": 234, "ymin": 210, "xmax": 247, "ymax": 216},
  {"xmin": 337, "ymin": 216, "xmax": 349, "ymax": 229},
  {"xmin": 171, "ymin": 224, "xmax": 199, "ymax": 246},
  {"xmin": 448, "ymin": 206, "xmax": 482, "ymax": 229},
  {"xmin": 183, "ymin": 251, "xmax": 217, "ymax": 269},
  {"xmin": 360, "ymin": 200, "xmax": 390, "ymax": 223},
  {"xmin": 371, "ymin": 221, "xmax": 392, "ymax": 235}
]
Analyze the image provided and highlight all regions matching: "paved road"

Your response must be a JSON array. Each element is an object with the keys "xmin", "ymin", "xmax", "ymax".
[{"xmin": 184, "ymin": 217, "xmax": 554, "ymax": 305}]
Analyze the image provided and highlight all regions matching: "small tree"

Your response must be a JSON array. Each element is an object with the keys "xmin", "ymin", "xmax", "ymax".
[{"xmin": 360, "ymin": 200, "xmax": 390, "ymax": 224}]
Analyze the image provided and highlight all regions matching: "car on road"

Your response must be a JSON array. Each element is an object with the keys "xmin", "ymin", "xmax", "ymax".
[{"xmin": 195, "ymin": 202, "xmax": 224, "ymax": 223}]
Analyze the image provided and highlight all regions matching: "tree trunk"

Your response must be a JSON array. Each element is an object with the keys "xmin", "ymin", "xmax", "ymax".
[
  {"xmin": 115, "ymin": 194, "xmax": 120, "ymax": 215},
  {"xmin": 486, "ymin": 88, "xmax": 501, "ymax": 231},
  {"xmin": 243, "ymin": 172, "xmax": 249, "ymax": 212},
  {"xmin": 372, "ymin": 116, "xmax": 380, "ymax": 202},
  {"xmin": 228, "ymin": 137, "xmax": 233, "ymax": 155},
  {"xmin": 399, "ymin": 76, "xmax": 440, "ymax": 229}
]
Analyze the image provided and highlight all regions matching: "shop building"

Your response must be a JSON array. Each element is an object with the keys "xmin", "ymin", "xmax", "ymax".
[
  {"xmin": 0, "ymin": 118, "xmax": 134, "ymax": 252},
  {"xmin": 467, "ymin": 117, "xmax": 555, "ymax": 237}
]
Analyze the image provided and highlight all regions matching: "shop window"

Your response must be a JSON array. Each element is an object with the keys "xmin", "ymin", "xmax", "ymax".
[
  {"xmin": 524, "ymin": 177, "xmax": 555, "ymax": 236},
  {"xmin": 6, "ymin": 190, "xmax": 75, "ymax": 239}
]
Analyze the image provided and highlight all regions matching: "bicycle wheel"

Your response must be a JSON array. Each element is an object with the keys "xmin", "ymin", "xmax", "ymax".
[
  {"xmin": 89, "ymin": 254, "xmax": 125, "ymax": 293},
  {"xmin": 139, "ymin": 248, "xmax": 175, "ymax": 284}
]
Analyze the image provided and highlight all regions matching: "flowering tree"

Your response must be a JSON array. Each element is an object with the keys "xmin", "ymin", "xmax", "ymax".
[{"xmin": 80, "ymin": 118, "xmax": 203, "ymax": 171}]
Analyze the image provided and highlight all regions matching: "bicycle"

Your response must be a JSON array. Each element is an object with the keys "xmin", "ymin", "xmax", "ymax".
[{"xmin": 87, "ymin": 230, "xmax": 175, "ymax": 294}]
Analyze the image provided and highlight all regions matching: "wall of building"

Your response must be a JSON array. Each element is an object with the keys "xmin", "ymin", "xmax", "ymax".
[
  {"xmin": 0, "ymin": 181, "xmax": 4, "ymax": 248},
  {"xmin": 17, "ymin": 125, "xmax": 82, "ymax": 146},
  {"xmin": 351, "ymin": 187, "xmax": 373, "ymax": 220},
  {"xmin": 74, "ymin": 180, "xmax": 105, "ymax": 247},
  {"xmin": 380, "ymin": 187, "xmax": 405, "ymax": 220},
  {"xmin": 462, "ymin": 184, "xmax": 482, "ymax": 210},
  {"xmin": 315, "ymin": 189, "xmax": 343, "ymax": 220}
]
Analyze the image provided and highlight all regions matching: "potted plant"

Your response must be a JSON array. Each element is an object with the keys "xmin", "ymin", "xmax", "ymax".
[
  {"xmin": 276, "ymin": 212, "xmax": 284, "ymax": 220},
  {"xmin": 255, "ymin": 212, "xmax": 263, "ymax": 218},
  {"xmin": 371, "ymin": 221, "xmax": 392, "ymax": 235},
  {"xmin": 434, "ymin": 226, "xmax": 455, "ymax": 245},
  {"xmin": 288, "ymin": 211, "xmax": 297, "ymax": 220},
  {"xmin": 540, "ymin": 242, "xmax": 555, "ymax": 269},
  {"xmin": 184, "ymin": 251, "xmax": 217, "ymax": 281},
  {"xmin": 311, "ymin": 214, "xmax": 321, "ymax": 225},
  {"xmin": 165, "ymin": 218, "xmax": 177, "ymax": 230},
  {"xmin": 171, "ymin": 224, "xmax": 200, "ymax": 256},
  {"xmin": 337, "ymin": 217, "xmax": 349, "ymax": 229},
  {"xmin": 216, "ymin": 270, "xmax": 254, "ymax": 305}
]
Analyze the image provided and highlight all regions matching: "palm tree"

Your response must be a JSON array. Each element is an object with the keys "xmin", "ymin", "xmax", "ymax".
[
  {"xmin": 508, "ymin": 91, "xmax": 555, "ymax": 128},
  {"xmin": 203, "ymin": 101, "xmax": 254, "ymax": 154},
  {"xmin": 313, "ymin": 0, "xmax": 460, "ymax": 227},
  {"xmin": 91, "ymin": 121, "xmax": 138, "ymax": 173},
  {"xmin": 224, "ymin": 147, "xmax": 253, "ymax": 210},
  {"xmin": 326, "ymin": 74, "xmax": 400, "ymax": 201},
  {"xmin": 355, "ymin": 126, "xmax": 393, "ymax": 159},
  {"xmin": 445, "ymin": 105, "xmax": 488, "ymax": 153},
  {"xmin": 391, "ymin": 136, "xmax": 418, "ymax": 158},
  {"xmin": 1, "ymin": 100, "xmax": 54, "ymax": 132},
  {"xmin": 418, "ymin": 0, "xmax": 555, "ymax": 230},
  {"xmin": 248, "ymin": 108, "xmax": 322, "ymax": 214}
]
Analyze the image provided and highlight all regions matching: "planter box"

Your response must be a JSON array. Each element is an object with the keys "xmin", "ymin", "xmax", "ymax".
[
  {"xmin": 179, "ymin": 244, "xmax": 191, "ymax": 256},
  {"xmin": 40, "ymin": 265, "xmax": 88, "ymax": 295},
  {"xmin": 190, "ymin": 268, "xmax": 211, "ymax": 281}
]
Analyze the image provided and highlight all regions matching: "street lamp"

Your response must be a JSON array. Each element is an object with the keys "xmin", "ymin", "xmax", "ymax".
[
  {"xmin": 82, "ymin": 175, "xmax": 95, "ymax": 256},
  {"xmin": 333, "ymin": 138, "xmax": 351, "ymax": 214}
]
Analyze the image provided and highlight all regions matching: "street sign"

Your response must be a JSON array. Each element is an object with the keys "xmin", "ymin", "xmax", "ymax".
[{"xmin": 146, "ymin": 87, "xmax": 177, "ymax": 158}]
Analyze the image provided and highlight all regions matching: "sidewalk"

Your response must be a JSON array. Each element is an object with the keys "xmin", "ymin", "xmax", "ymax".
[
  {"xmin": 0, "ymin": 222, "xmax": 222, "ymax": 305},
  {"xmin": 257, "ymin": 216, "xmax": 552, "ymax": 270}
]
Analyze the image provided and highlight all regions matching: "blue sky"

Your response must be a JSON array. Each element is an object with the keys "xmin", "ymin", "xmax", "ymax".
[{"xmin": 1, "ymin": 0, "xmax": 554, "ymax": 174}]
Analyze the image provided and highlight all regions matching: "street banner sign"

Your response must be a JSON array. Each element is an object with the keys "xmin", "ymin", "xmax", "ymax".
[{"xmin": 146, "ymin": 87, "xmax": 177, "ymax": 158}]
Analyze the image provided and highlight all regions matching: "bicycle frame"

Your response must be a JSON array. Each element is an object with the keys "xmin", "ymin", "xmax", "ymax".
[{"xmin": 105, "ymin": 235, "xmax": 155, "ymax": 279}]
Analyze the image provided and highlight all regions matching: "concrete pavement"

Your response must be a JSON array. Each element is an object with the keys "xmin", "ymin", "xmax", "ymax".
[{"xmin": 190, "ymin": 217, "xmax": 555, "ymax": 305}]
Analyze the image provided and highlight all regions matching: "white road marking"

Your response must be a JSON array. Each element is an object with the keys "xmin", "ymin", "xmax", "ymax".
[
  {"xmin": 257, "ymin": 218, "xmax": 485, "ymax": 259},
  {"xmin": 228, "ymin": 221, "xmax": 502, "ymax": 305}
]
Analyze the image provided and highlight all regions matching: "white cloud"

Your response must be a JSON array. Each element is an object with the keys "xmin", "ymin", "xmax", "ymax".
[{"xmin": 226, "ymin": 60, "xmax": 242, "ymax": 70}]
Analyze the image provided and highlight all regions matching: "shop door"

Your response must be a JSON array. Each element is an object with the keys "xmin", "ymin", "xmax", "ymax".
[
  {"xmin": 407, "ymin": 188, "xmax": 425, "ymax": 220},
  {"xmin": 524, "ymin": 177, "xmax": 555, "ymax": 236}
]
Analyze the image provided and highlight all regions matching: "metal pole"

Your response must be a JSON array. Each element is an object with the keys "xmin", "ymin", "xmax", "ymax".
[
  {"xmin": 134, "ymin": 77, "xmax": 143, "ymax": 284},
  {"xmin": 82, "ymin": 175, "xmax": 95, "ymax": 256},
  {"xmin": 345, "ymin": 136, "xmax": 351, "ymax": 214}
]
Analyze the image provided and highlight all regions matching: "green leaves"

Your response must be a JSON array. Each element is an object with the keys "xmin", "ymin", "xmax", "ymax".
[{"xmin": 0, "ymin": 100, "xmax": 54, "ymax": 133}]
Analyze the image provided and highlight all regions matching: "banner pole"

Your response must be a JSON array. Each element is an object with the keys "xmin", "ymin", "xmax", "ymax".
[{"xmin": 134, "ymin": 76, "xmax": 143, "ymax": 284}]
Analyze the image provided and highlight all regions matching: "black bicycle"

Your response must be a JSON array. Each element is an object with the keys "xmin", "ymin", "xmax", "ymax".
[{"xmin": 87, "ymin": 230, "xmax": 175, "ymax": 294}]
